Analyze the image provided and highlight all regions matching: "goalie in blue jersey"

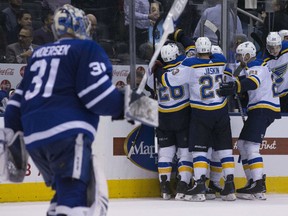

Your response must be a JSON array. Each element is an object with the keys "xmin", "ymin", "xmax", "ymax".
[{"xmin": 1, "ymin": 4, "xmax": 125, "ymax": 216}]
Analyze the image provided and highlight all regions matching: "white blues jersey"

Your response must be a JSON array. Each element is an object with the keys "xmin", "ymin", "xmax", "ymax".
[
  {"xmin": 147, "ymin": 55, "xmax": 190, "ymax": 130},
  {"xmin": 161, "ymin": 53, "xmax": 227, "ymax": 111},
  {"xmin": 242, "ymin": 59, "xmax": 280, "ymax": 113},
  {"xmin": 262, "ymin": 41, "xmax": 288, "ymax": 97},
  {"xmin": 5, "ymin": 38, "xmax": 124, "ymax": 147}
]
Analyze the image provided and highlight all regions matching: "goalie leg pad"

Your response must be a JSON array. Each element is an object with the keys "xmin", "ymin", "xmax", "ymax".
[
  {"xmin": 7, "ymin": 131, "xmax": 28, "ymax": 182},
  {"xmin": 88, "ymin": 155, "xmax": 109, "ymax": 216},
  {"xmin": 56, "ymin": 206, "xmax": 89, "ymax": 216},
  {"xmin": 0, "ymin": 129, "xmax": 26, "ymax": 182},
  {"xmin": 0, "ymin": 138, "xmax": 8, "ymax": 181}
]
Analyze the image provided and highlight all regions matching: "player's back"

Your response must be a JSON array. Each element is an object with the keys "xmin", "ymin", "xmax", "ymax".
[
  {"xmin": 181, "ymin": 54, "xmax": 227, "ymax": 111},
  {"xmin": 158, "ymin": 60, "xmax": 190, "ymax": 130},
  {"xmin": 244, "ymin": 59, "xmax": 280, "ymax": 114},
  {"xmin": 18, "ymin": 38, "xmax": 123, "ymax": 146}
]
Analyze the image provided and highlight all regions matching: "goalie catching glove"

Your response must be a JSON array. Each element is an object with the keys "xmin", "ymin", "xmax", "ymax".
[
  {"xmin": 125, "ymin": 85, "xmax": 158, "ymax": 127},
  {"xmin": 217, "ymin": 81, "xmax": 240, "ymax": 97}
]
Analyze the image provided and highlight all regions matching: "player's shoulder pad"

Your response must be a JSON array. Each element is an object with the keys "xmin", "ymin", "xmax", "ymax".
[
  {"xmin": 256, "ymin": 51, "xmax": 265, "ymax": 59},
  {"xmin": 247, "ymin": 58, "xmax": 265, "ymax": 68},
  {"xmin": 281, "ymin": 41, "xmax": 288, "ymax": 54},
  {"xmin": 210, "ymin": 53, "xmax": 227, "ymax": 63},
  {"xmin": 224, "ymin": 66, "xmax": 233, "ymax": 77},
  {"xmin": 181, "ymin": 56, "xmax": 201, "ymax": 67}
]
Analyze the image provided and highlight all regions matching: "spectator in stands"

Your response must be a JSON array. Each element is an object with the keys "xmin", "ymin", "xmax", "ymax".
[
  {"xmin": 7, "ymin": 9, "xmax": 32, "ymax": 44},
  {"xmin": 87, "ymin": 14, "xmax": 98, "ymax": 41},
  {"xmin": 17, "ymin": 9, "xmax": 32, "ymax": 28},
  {"xmin": 123, "ymin": 0, "xmax": 159, "ymax": 57},
  {"xmin": 2, "ymin": 0, "xmax": 23, "ymax": 42},
  {"xmin": 0, "ymin": 79, "xmax": 11, "ymax": 113},
  {"xmin": 261, "ymin": 0, "xmax": 288, "ymax": 42},
  {"xmin": 33, "ymin": 10, "xmax": 54, "ymax": 45},
  {"xmin": 6, "ymin": 26, "xmax": 38, "ymax": 64},
  {"xmin": 126, "ymin": 65, "xmax": 145, "ymax": 88},
  {"xmin": 41, "ymin": 0, "xmax": 71, "ymax": 11},
  {"xmin": 193, "ymin": 0, "xmax": 243, "ymax": 45},
  {"xmin": 19, "ymin": 64, "xmax": 25, "ymax": 77},
  {"xmin": 0, "ymin": 12, "xmax": 7, "ymax": 63},
  {"xmin": 16, "ymin": 64, "xmax": 26, "ymax": 88}
]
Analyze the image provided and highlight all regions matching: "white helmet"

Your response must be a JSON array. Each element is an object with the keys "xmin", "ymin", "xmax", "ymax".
[
  {"xmin": 279, "ymin": 29, "xmax": 288, "ymax": 41},
  {"xmin": 52, "ymin": 4, "xmax": 90, "ymax": 40},
  {"xmin": 266, "ymin": 32, "xmax": 282, "ymax": 56},
  {"xmin": 236, "ymin": 41, "xmax": 256, "ymax": 61},
  {"xmin": 195, "ymin": 37, "xmax": 211, "ymax": 53},
  {"xmin": 160, "ymin": 43, "xmax": 180, "ymax": 62},
  {"xmin": 211, "ymin": 45, "xmax": 223, "ymax": 54}
]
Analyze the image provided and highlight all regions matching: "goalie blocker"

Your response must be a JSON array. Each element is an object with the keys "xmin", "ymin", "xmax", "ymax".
[{"xmin": 0, "ymin": 129, "xmax": 28, "ymax": 183}]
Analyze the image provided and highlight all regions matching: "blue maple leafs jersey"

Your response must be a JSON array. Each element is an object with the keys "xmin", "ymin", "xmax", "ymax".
[{"xmin": 5, "ymin": 38, "xmax": 124, "ymax": 147}]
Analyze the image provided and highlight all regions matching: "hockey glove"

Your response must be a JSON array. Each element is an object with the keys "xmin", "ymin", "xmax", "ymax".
[
  {"xmin": 151, "ymin": 60, "xmax": 163, "ymax": 74},
  {"xmin": 167, "ymin": 28, "xmax": 184, "ymax": 42},
  {"xmin": 217, "ymin": 81, "xmax": 238, "ymax": 97},
  {"xmin": 125, "ymin": 85, "xmax": 158, "ymax": 127}
]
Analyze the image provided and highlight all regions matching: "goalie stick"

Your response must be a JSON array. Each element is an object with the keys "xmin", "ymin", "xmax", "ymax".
[{"xmin": 136, "ymin": 0, "xmax": 188, "ymax": 95}]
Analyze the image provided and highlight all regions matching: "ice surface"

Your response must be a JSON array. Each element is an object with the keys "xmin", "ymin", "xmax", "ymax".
[{"xmin": 1, "ymin": 194, "xmax": 288, "ymax": 216}]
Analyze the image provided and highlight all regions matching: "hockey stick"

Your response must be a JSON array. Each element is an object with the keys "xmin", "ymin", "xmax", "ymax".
[
  {"xmin": 136, "ymin": 0, "xmax": 188, "ymax": 95},
  {"xmin": 235, "ymin": 93, "xmax": 245, "ymax": 123},
  {"xmin": 127, "ymin": 125, "xmax": 142, "ymax": 159},
  {"xmin": 204, "ymin": 20, "xmax": 221, "ymax": 45},
  {"xmin": 233, "ymin": 64, "xmax": 246, "ymax": 123}
]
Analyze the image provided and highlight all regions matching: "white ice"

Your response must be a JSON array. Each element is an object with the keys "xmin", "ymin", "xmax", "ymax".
[{"xmin": 1, "ymin": 194, "xmax": 288, "ymax": 216}]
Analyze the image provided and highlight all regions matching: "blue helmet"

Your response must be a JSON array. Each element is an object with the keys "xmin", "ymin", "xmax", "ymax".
[{"xmin": 52, "ymin": 4, "xmax": 91, "ymax": 40}]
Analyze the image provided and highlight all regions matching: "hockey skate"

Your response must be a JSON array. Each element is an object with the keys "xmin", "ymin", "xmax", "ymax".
[
  {"xmin": 206, "ymin": 181, "xmax": 222, "ymax": 200},
  {"xmin": 175, "ymin": 181, "xmax": 189, "ymax": 201},
  {"xmin": 160, "ymin": 175, "xmax": 172, "ymax": 200},
  {"xmin": 237, "ymin": 175, "xmax": 266, "ymax": 200},
  {"xmin": 236, "ymin": 178, "xmax": 254, "ymax": 200},
  {"xmin": 184, "ymin": 175, "xmax": 206, "ymax": 202},
  {"xmin": 220, "ymin": 174, "xmax": 236, "ymax": 201}
]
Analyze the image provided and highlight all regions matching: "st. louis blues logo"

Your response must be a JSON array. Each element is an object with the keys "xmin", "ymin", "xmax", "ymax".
[{"xmin": 272, "ymin": 63, "xmax": 288, "ymax": 85}]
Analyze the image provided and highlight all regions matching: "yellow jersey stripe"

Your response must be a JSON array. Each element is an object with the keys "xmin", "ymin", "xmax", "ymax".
[
  {"xmin": 190, "ymin": 99, "xmax": 227, "ymax": 110},
  {"xmin": 159, "ymin": 102, "xmax": 190, "ymax": 113}
]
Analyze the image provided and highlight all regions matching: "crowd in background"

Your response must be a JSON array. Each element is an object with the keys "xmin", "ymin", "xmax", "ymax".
[
  {"xmin": 1, "ymin": 0, "xmax": 288, "ymax": 110},
  {"xmin": 0, "ymin": 0, "xmax": 288, "ymax": 64},
  {"xmin": 1, "ymin": 0, "xmax": 288, "ymax": 65}
]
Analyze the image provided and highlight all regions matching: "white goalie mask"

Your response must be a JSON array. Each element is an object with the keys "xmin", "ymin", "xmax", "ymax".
[
  {"xmin": 266, "ymin": 32, "xmax": 282, "ymax": 56},
  {"xmin": 195, "ymin": 37, "xmax": 212, "ymax": 54},
  {"xmin": 211, "ymin": 45, "xmax": 223, "ymax": 54},
  {"xmin": 161, "ymin": 43, "xmax": 180, "ymax": 62},
  {"xmin": 236, "ymin": 41, "xmax": 256, "ymax": 63},
  {"xmin": 52, "ymin": 4, "xmax": 91, "ymax": 40}
]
